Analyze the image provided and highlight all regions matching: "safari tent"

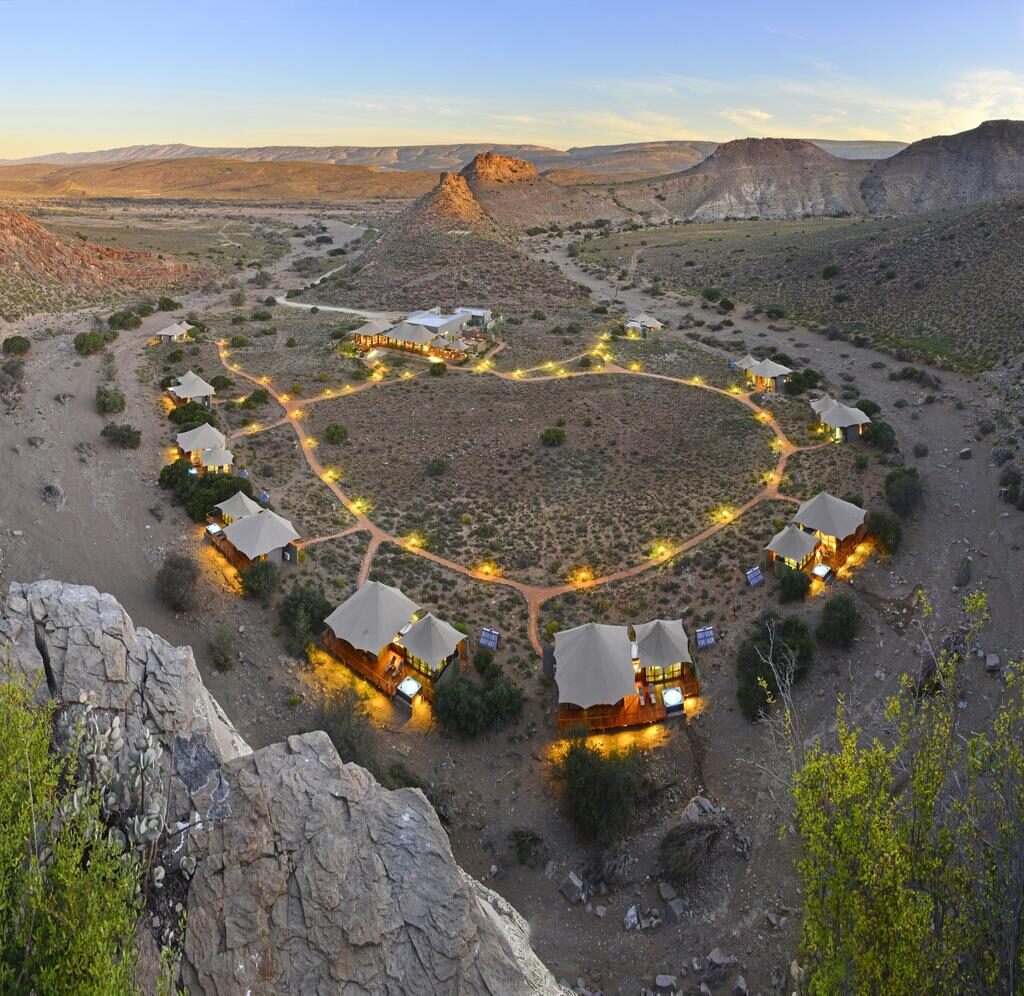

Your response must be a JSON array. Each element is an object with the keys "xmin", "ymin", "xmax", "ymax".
[
  {"xmin": 216, "ymin": 508, "xmax": 299, "ymax": 568},
  {"xmin": 747, "ymin": 358, "xmax": 793, "ymax": 392},
  {"xmin": 791, "ymin": 491, "xmax": 866, "ymax": 563},
  {"xmin": 625, "ymin": 312, "xmax": 663, "ymax": 333},
  {"xmin": 766, "ymin": 523, "xmax": 821, "ymax": 572},
  {"xmin": 168, "ymin": 370, "xmax": 216, "ymax": 408},
  {"xmin": 212, "ymin": 490, "xmax": 262, "ymax": 525},
  {"xmin": 176, "ymin": 422, "xmax": 226, "ymax": 462},
  {"xmin": 819, "ymin": 401, "xmax": 872, "ymax": 442}
]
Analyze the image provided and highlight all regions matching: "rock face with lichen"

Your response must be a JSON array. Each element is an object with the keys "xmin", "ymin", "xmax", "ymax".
[{"xmin": 0, "ymin": 581, "xmax": 566, "ymax": 996}]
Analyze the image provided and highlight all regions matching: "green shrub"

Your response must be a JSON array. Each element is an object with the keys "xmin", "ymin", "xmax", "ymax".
[
  {"xmin": 424, "ymin": 457, "xmax": 449, "ymax": 477},
  {"xmin": 315, "ymin": 686, "xmax": 381, "ymax": 775},
  {"xmin": 156, "ymin": 553, "xmax": 199, "ymax": 612},
  {"xmin": 863, "ymin": 420, "xmax": 897, "ymax": 452},
  {"xmin": 73, "ymin": 331, "xmax": 106, "ymax": 355},
  {"xmin": 718, "ymin": 297, "xmax": 735, "ymax": 311},
  {"xmin": 778, "ymin": 565, "xmax": 811, "ymax": 602},
  {"xmin": 736, "ymin": 613, "xmax": 814, "ymax": 721},
  {"xmin": 169, "ymin": 402, "xmax": 218, "ymax": 428},
  {"xmin": 229, "ymin": 334, "xmax": 250, "ymax": 347},
  {"xmin": 866, "ymin": 509, "xmax": 903, "ymax": 553},
  {"xmin": 816, "ymin": 594, "xmax": 862, "ymax": 648},
  {"xmin": 540, "ymin": 426, "xmax": 566, "ymax": 447},
  {"xmin": 701, "ymin": 287, "xmax": 723, "ymax": 302},
  {"xmin": 822, "ymin": 264, "xmax": 840, "ymax": 279},
  {"xmin": 1, "ymin": 335, "xmax": 30, "ymax": 356},
  {"xmin": 784, "ymin": 368, "xmax": 823, "ymax": 395},
  {"xmin": 473, "ymin": 647, "xmax": 500, "ymax": 680},
  {"xmin": 241, "ymin": 560, "xmax": 280, "ymax": 602},
  {"xmin": 210, "ymin": 374, "xmax": 234, "ymax": 391},
  {"xmin": 241, "ymin": 388, "xmax": 270, "ymax": 409},
  {"xmin": 100, "ymin": 423, "xmax": 141, "ymax": 449},
  {"xmin": 855, "ymin": 399, "xmax": 882, "ymax": 417},
  {"xmin": 530, "ymin": 309, "xmax": 547, "ymax": 320},
  {"xmin": 107, "ymin": 310, "xmax": 141, "ymax": 330},
  {"xmin": 94, "ymin": 385, "xmax": 126, "ymax": 414},
  {"xmin": 157, "ymin": 295, "xmax": 181, "ymax": 311},
  {"xmin": 913, "ymin": 442, "xmax": 929, "ymax": 458},
  {"xmin": 324, "ymin": 423, "xmax": 348, "ymax": 445},
  {"xmin": 286, "ymin": 336, "xmax": 297, "ymax": 348},
  {"xmin": 555, "ymin": 739, "xmax": 651, "ymax": 845},
  {"xmin": 433, "ymin": 668, "xmax": 523, "ymax": 736},
  {"xmin": 278, "ymin": 583, "xmax": 331, "ymax": 655},
  {"xmin": 661, "ymin": 821, "xmax": 722, "ymax": 887},
  {"xmin": 429, "ymin": 361, "xmax": 447, "ymax": 376},
  {"xmin": 0, "ymin": 675, "xmax": 141, "ymax": 992},
  {"xmin": 182, "ymin": 477, "xmax": 254, "ymax": 522},
  {"xmin": 208, "ymin": 625, "xmax": 235, "ymax": 671},
  {"xmin": 885, "ymin": 466, "xmax": 923, "ymax": 516}
]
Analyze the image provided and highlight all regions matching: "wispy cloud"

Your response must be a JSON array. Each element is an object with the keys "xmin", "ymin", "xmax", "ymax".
[{"xmin": 720, "ymin": 107, "xmax": 774, "ymax": 127}]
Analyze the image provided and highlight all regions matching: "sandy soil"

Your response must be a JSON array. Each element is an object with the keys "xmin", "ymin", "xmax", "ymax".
[{"xmin": 2, "ymin": 206, "xmax": 1022, "ymax": 994}]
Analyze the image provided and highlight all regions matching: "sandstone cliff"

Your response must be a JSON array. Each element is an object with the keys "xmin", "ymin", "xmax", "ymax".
[{"xmin": 0, "ymin": 580, "xmax": 566, "ymax": 996}]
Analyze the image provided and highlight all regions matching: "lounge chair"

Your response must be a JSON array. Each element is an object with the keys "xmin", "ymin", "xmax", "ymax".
[{"xmin": 638, "ymin": 686, "xmax": 646, "ymax": 706}]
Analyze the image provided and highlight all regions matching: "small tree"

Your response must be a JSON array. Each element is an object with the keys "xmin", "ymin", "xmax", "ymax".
[
  {"xmin": 157, "ymin": 295, "xmax": 181, "ymax": 311},
  {"xmin": 241, "ymin": 560, "xmax": 280, "ymax": 602},
  {"xmin": 1, "ymin": 335, "xmax": 30, "ymax": 356},
  {"xmin": 540, "ymin": 426, "xmax": 566, "ymax": 447},
  {"xmin": 100, "ymin": 423, "xmax": 141, "ymax": 449},
  {"xmin": 278, "ymin": 583, "xmax": 331, "ymax": 655},
  {"xmin": 324, "ymin": 423, "xmax": 348, "ymax": 445},
  {"xmin": 73, "ymin": 331, "xmax": 106, "ymax": 355},
  {"xmin": 555, "ymin": 739, "xmax": 651, "ymax": 845},
  {"xmin": 241, "ymin": 388, "xmax": 270, "ymax": 409},
  {"xmin": 867, "ymin": 509, "xmax": 903, "ymax": 552},
  {"xmin": 156, "ymin": 553, "xmax": 199, "ymax": 612},
  {"xmin": 821, "ymin": 264, "xmax": 840, "ymax": 279},
  {"xmin": 208, "ymin": 625, "xmax": 235, "ymax": 671},
  {"xmin": 424, "ymin": 457, "xmax": 449, "ymax": 477},
  {"xmin": 106, "ymin": 310, "xmax": 141, "ymax": 331},
  {"xmin": 855, "ymin": 398, "xmax": 881, "ymax": 417},
  {"xmin": 778, "ymin": 565, "xmax": 811, "ymax": 602},
  {"xmin": 816, "ymin": 594, "xmax": 861, "ymax": 648},
  {"xmin": 885, "ymin": 466, "xmax": 923, "ymax": 516},
  {"xmin": 429, "ymin": 361, "xmax": 447, "ymax": 376},
  {"xmin": 863, "ymin": 420, "xmax": 897, "ymax": 452},
  {"xmin": 94, "ymin": 385, "xmax": 126, "ymax": 414}
]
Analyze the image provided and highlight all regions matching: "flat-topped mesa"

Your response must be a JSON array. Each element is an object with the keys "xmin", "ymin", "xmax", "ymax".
[
  {"xmin": 461, "ymin": 150, "xmax": 540, "ymax": 184},
  {"xmin": 687, "ymin": 136, "xmax": 842, "ymax": 174}
]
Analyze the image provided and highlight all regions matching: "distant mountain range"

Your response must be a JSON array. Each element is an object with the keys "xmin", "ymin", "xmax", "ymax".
[{"xmin": 0, "ymin": 138, "xmax": 907, "ymax": 176}]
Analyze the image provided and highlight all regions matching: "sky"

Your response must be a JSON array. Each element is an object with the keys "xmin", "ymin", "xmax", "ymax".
[{"xmin": 2, "ymin": 0, "xmax": 1024, "ymax": 158}]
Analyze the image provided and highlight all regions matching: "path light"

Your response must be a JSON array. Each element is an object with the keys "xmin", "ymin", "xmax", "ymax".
[
  {"xmin": 292, "ymin": 409, "xmax": 305, "ymax": 419},
  {"xmin": 762, "ymin": 470, "xmax": 778, "ymax": 485},
  {"xmin": 769, "ymin": 438, "xmax": 782, "ymax": 453},
  {"xmin": 512, "ymin": 369, "xmax": 525, "ymax": 378},
  {"xmin": 476, "ymin": 560, "xmax": 501, "ymax": 578},
  {"xmin": 690, "ymin": 375, "xmax": 704, "ymax": 386},
  {"xmin": 401, "ymin": 371, "xmax": 414, "ymax": 380},
  {"xmin": 543, "ymin": 361, "xmax": 555, "ymax": 371},
  {"xmin": 247, "ymin": 422, "xmax": 262, "ymax": 433},
  {"xmin": 304, "ymin": 437, "xmax": 318, "ymax": 448},
  {"xmin": 321, "ymin": 467, "xmax": 340, "ymax": 483},
  {"xmin": 727, "ymin": 384, "xmax": 742, "ymax": 395},
  {"xmin": 280, "ymin": 393, "xmax": 291, "ymax": 402},
  {"xmin": 351, "ymin": 497, "xmax": 372, "ymax": 515},
  {"xmin": 343, "ymin": 384, "xmax": 353, "ymax": 393},
  {"xmin": 649, "ymin": 540, "xmax": 671, "ymax": 560},
  {"xmin": 755, "ymin": 411, "xmax": 771, "ymax": 423},
  {"xmin": 628, "ymin": 360, "xmax": 643, "ymax": 372},
  {"xmin": 260, "ymin": 376, "xmax": 271, "ymax": 384},
  {"xmin": 568, "ymin": 566, "xmax": 594, "ymax": 585},
  {"xmin": 713, "ymin": 506, "xmax": 735, "ymax": 524},
  {"xmin": 404, "ymin": 532, "xmax": 424, "ymax": 549},
  {"xmin": 556, "ymin": 367, "xmax": 570, "ymax": 377}
]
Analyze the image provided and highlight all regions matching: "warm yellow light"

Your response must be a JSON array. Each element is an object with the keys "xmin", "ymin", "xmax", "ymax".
[
  {"xmin": 280, "ymin": 393, "xmax": 291, "ymax": 402},
  {"xmin": 343, "ymin": 384, "xmax": 353, "ymax": 393},
  {"xmin": 401, "ymin": 371, "xmax": 414, "ymax": 380},
  {"xmin": 628, "ymin": 360, "xmax": 643, "ymax": 372},
  {"xmin": 568, "ymin": 566, "xmax": 594, "ymax": 585},
  {"xmin": 248, "ymin": 422, "xmax": 262, "ymax": 433},
  {"xmin": 351, "ymin": 497, "xmax": 372, "ymax": 515},
  {"xmin": 404, "ymin": 532, "xmax": 425, "ymax": 549},
  {"xmin": 543, "ymin": 361, "xmax": 555, "ymax": 371},
  {"xmin": 713, "ymin": 506, "xmax": 735, "ymax": 524},
  {"xmin": 727, "ymin": 384, "xmax": 742, "ymax": 395},
  {"xmin": 649, "ymin": 541, "xmax": 671, "ymax": 560},
  {"xmin": 626, "ymin": 330, "xmax": 641, "ymax": 341},
  {"xmin": 476, "ymin": 560, "xmax": 501, "ymax": 578},
  {"xmin": 321, "ymin": 467, "xmax": 340, "ymax": 483},
  {"xmin": 690, "ymin": 375, "xmax": 704, "ymax": 386},
  {"xmin": 512, "ymin": 369, "xmax": 524, "ymax": 379},
  {"xmin": 260, "ymin": 376, "xmax": 271, "ymax": 384},
  {"xmin": 305, "ymin": 437, "xmax": 318, "ymax": 448}
]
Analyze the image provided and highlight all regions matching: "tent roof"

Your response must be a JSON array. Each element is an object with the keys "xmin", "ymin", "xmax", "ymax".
[
  {"xmin": 766, "ymin": 524, "xmax": 820, "ymax": 562},
  {"xmin": 751, "ymin": 358, "xmax": 793, "ymax": 379},
  {"xmin": 323, "ymin": 580, "xmax": 420, "ymax": 654},
  {"xmin": 406, "ymin": 311, "xmax": 459, "ymax": 329},
  {"xmin": 736, "ymin": 354, "xmax": 758, "ymax": 371},
  {"xmin": 214, "ymin": 490, "xmax": 262, "ymax": 520},
  {"xmin": 634, "ymin": 618, "xmax": 692, "ymax": 667},
  {"xmin": 821, "ymin": 402, "xmax": 872, "ymax": 429},
  {"xmin": 627, "ymin": 312, "xmax": 662, "ymax": 328},
  {"xmin": 809, "ymin": 393, "xmax": 836, "ymax": 415},
  {"xmin": 223, "ymin": 509, "xmax": 299, "ymax": 559},
  {"xmin": 198, "ymin": 446, "xmax": 233, "ymax": 468},
  {"xmin": 170, "ymin": 370, "xmax": 215, "ymax": 399},
  {"xmin": 553, "ymin": 622, "xmax": 634, "ymax": 709},
  {"xmin": 403, "ymin": 612, "xmax": 464, "ymax": 669},
  {"xmin": 156, "ymin": 321, "xmax": 192, "ymax": 337},
  {"xmin": 176, "ymin": 422, "xmax": 225, "ymax": 452},
  {"xmin": 792, "ymin": 491, "xmax": 866, "ymax": 540},
  {"xmin": 388, "ymin": 321, "xmax": 436, "ymax": 346},
  {"xmin": 353, "ymin": 318, "xmax": 392, "ymax": 337}
]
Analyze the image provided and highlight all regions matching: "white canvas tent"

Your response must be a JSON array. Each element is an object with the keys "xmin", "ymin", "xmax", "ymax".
[
  {"xmin": 176, "ymin": 423, "xmax": 225, "ymax": 454},
  {"xmin": 792, "ymin": 492, "xmax": 866, "ymax": 541},
  {"xmin": 766, "ymin": 524, "xmax": 820, "ymax": 566},
  {"xmin": 155, "ymin": 321, "xmax": 193, "ymax": 343},
  {"xmin": 403, "ymin": 613, "xmax": 464, "ymax": 670},
  {"xmin": 553, "ymin": 622, "xmax": 635, "ymax": 709},
  {"xmin": 169, "ymin": 370, "xmax": 215, "ymax": 403},
  {"xmin": 222, "ymin": 509, "xmax": 299, "ymax": 561},
  {"xmin": 633, "ymin": 619, "xmax": 692, "ymax": 668},
  {"xmin": 197, "ymin": 446, "xmax": 233, "ymax": 470},
  {"xmin": 809, "ymin": 394, "xmax": 837, "ymax": 415},
  {"xmin": 821, "ymin": 402, "xmax": 871, "ymax": 431},
  {"xmin": 625, "ymin": 312, "xmax": 663, "ymax": 332},
  {"xmin": 323, "ymin": 580, "xmax": 419, "ymax": 655},
  {"xmin": 214, "ymin": 490, "xmax": 262, "ymax": 523}
]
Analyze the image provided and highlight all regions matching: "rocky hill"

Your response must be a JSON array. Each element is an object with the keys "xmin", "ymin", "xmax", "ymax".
[
  {"xmin": 861, "ymin": 119, "xmax": 1024, "ymax": 214},
  {"xmin": 614, "ymin": 138, "xmax": 870, "ymax": 220},
  {"xmin": 460, "ymin": 151, "xmax": 631, "ymax": 229},
  {"xmin": 316, "ymin": 163, "xmax": 589, "ymax": 311},
  {"xmin": 0, "ymin": 158, "xmax": 437, "ymax": 202},
  {"xmin": 0, "ymin": 208, "xmax": 194, "ymax": 319},
  {"xmin": 0, "ymin": 579, "xmax": 567, "ymax": 996}
]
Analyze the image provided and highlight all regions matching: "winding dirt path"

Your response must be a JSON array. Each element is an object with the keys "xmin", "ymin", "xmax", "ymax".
[{"xmin": 216, "ymin": 339, "xmax": 831, "ymax": 653}]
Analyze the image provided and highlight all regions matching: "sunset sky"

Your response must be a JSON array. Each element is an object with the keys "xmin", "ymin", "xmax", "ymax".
[{"xmin": 2, "ymin": 0, "xmax": 1024, "ymax": 157}]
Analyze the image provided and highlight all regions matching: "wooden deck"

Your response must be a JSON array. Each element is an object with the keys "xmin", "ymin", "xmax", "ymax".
[{"xmin": 558, "ymin": 694, "xmax": 669, "ymax": 733}]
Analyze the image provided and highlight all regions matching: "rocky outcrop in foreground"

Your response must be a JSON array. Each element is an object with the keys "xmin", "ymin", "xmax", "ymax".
[{"xmin": 0, "ymin": 581, "xmax": 565, "ymax": 996}]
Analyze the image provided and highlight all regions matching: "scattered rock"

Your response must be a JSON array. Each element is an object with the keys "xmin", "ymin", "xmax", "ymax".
[
  {"xmin": 40, "ymin": 483, "xmax": 65, "ymax": 508},
  {"xmin": 149, "ymin": 504, "xmax": 164, "ymax": 522},
  {"xmin": 559, "ymin": 872, "xmax": 584, "ymax": 904},
  {"xmin": 594, "ymin": 905, "xmax": 606, "ymax": 919},
  {"xmin": 707, "ymin": 948, "xmax": 737, "ymax": 969},
  {"xmin": 665, "ymin": 898, "xmax": 687, "ymax": 925},
  {"xmin": 654, "ymin": 974, "xmax": 677, "ymax": 993},
  {"xmin": 27, "ymin": 436, "xmax": 44, "ymax": 448},
  {"xmin": 959, "ymin": 447, "xmax": 972, "ymax": 460},
  {"xmin": 659, "ymin": 881, "xmax": 677, "ymax": 901},
  {"xmin": 955, "ymin": 555, "xmax": 972, "ymax": 588},
  {"xmin": 54, "ymin": 392, "xmax": 74, "ymax": 405},
  {"xmin": 986, "ymin": 653, "xmax": 1002, "ymax": 674},
  {"xmin": 734, "ymin": 975, "xmax": 748, "ymax": 995},
  {"xmin": 623, "ymin": 905, "xmax": 639, "ymax": 931}
]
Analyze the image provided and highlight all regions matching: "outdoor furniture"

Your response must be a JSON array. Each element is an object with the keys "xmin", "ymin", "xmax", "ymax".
[
  {"xmin": 638, "ymin": 685, "xmax": 646, "ymax": 706},
  {"xmin": 647, "ymin": 682, "xmax": 656, "ymax": 704}
]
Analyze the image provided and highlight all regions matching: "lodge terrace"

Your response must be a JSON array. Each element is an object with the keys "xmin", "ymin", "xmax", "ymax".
[
  {"xmin": 551, "ymin": 619, "xmax": 700, "ymax": 732},
  {"xmin": 321, "ymin": 581, "xmax": 468, "ymax": 704},
  {"xmin": 350, "ymin": 307, "xmax": 488, "ymax": 361}
]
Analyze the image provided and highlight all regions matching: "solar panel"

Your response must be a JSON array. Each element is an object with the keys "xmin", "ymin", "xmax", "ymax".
[
  {"xmin": 479, "ymin": 627, "xmax": 500, "ymax": 650},
  {"xmin": 695, "ymin": 626, "xmax": 715, "ymax": 649},
  {"xmin": 746, "ymin": 566, "xmax": 764, "ymax": 587}
]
